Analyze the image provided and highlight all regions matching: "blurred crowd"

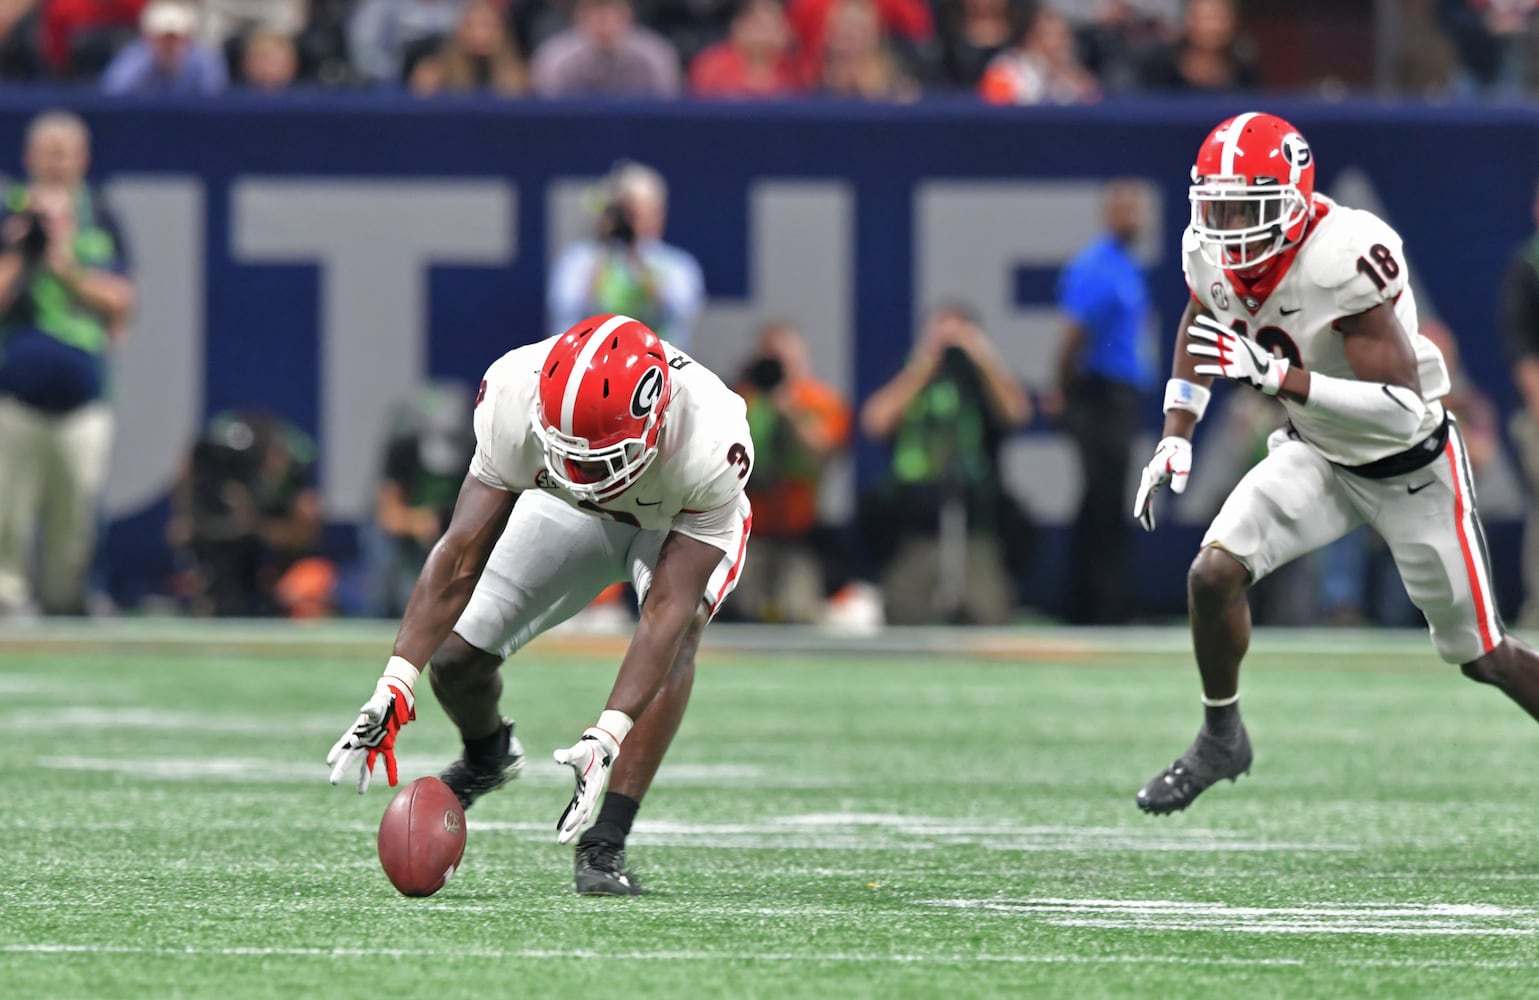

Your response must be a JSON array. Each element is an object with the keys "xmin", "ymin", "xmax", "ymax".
[{"xmin": 0, "ymin": 0, "xmax": 1528, "ymax": 102}]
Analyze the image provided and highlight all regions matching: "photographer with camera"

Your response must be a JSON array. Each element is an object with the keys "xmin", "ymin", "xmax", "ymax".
[
  {"xmin": 547, "ymin": 161, "xmax": 705, "ymax": 351},
  {"xmin": 731, "ymin": 321, "xmax": 851, "ymax": 623},
  {"xmin": 859, "ymin": 302, "xmax": 1032, "ymax": 625},
  {"xmin": 0, "ymin": 110, "xmax": 134, "ymax": 616},
  {"xmin": 166, "ymin": 410, "xmax": 325, "ymax": 617}
]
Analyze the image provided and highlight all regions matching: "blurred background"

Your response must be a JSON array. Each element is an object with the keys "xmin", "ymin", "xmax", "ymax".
[{"xmin": 1, "ymin": 0, "xmax": 1537, "ymax": 630}]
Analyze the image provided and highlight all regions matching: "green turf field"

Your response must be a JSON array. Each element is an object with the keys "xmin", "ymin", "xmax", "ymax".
[{"xmin": 5, "ymin": 622, "xmax": 1539, "ymax": 999}]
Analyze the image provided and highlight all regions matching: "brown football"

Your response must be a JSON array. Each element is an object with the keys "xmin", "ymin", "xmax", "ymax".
[{"xmin": 377, "ymin": 776, "xmax": 467, "ymax": 897}]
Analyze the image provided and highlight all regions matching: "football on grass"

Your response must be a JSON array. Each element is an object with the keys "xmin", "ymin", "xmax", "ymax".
[{"xmin": 377, "ymin": 777, "xmax": 467, "ymax": 897}]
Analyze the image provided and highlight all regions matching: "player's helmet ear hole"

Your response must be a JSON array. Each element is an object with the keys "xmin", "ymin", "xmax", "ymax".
[
  {"xmin": 546, "ymin": 360, "xmax": 560, "ymax": 378},
  {"xmin": 611, "ymin": 335, "xmax": 620, "ymax": 349},
  {"xmin": 602, "ymin": 379, "xmax": 610, "ymax": 398}
]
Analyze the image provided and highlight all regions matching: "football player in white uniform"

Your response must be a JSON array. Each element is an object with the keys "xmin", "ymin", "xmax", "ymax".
[
  {"xmin": 1133, "ymin": 112, "xmax": 1539, "ymax": 814},
  {"xmin": 327, "ymin": 315, "xmax": 753, "ymax": 893}
]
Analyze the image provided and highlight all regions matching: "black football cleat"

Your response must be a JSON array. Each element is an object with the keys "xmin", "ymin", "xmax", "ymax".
[
  {"xmin": 439, "ymin": 718, "xmax": 525, "ymax": 810},
  {"xmin": 1136, "ymin": 722, "xmax": 1253, "ymax": 815},
  {"xmin": 574, "ymin": 839, "xmax": 643, "ymax": 896}
]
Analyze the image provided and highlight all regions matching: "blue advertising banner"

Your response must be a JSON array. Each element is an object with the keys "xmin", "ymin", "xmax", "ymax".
[{"xmin": 0, "ymin": 94, "xmax": 1527, "ymax": 614}]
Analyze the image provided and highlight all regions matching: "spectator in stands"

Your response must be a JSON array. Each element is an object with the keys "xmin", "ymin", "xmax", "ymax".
[
  {"xmin": 0, "ymin": 0, "xmax": 42, "ymax": 82},
  {"xmin": 1441, "ymin": 0, "xmax": 1537, "ymax": 97},
  {"xmin": 531, "ymin": 0, "xmax": 681, "ymax": 97},
  {"xmin": 101, "ymin": 0, "xmax": 228, "ymax": 95},
  {"xmin": 42, "ymin": 0, "xmax": 144, "ymax": 79},
  {"xmin": 238, "ymin": 29, "xmax": 301, "ymax": 91},
  {"xmin": 410, "ymin": 0, "xmax": 529, "ymax": 95},
  {"xmin": 860, "ymin": 303, "xmax": 1032, "ymax": 625},
  {"xmin": 979, "ymin": 3, "xmax": 1098, "ymax": 103},
  {"xmin": 167, "ymin": 411, "xmax": 324, "ymax": 617},
  {"xmin": 1075, "ymin": 0, "xmax": 1172, "ymax": 92},
  {"xmin": 349, "ymin": 0, "xmax": 465, "ymax": 83},
  {"xmin": 547, "ymin": 161, "xmax": 705, "ymax": 349},
  {"xmin": 689, "ymin": 0, "xmax": 804, "ymax": 98},
  {"xmin": 366, "ymin": 381, "xmax": 476, "ymax": 618},
  {"xmin": 817, "ymin": 0, "xmax": 919, "ymax": 100},
  {"xmin": 789, "ymin": 0, "xmax": 931, "ymax": 83},
  {"xmin": 302, "ymin": 0, "xmax": 365, "ymax": 84},
  {"xmin": 0, "ymin": 112, "xmax": 134, "ymax": 616},
  {"xmin": 1137, "ymin": 0, "xmax": 1258, "ymax": 92},
  {"xmin": 731, "ymin": 321, "xmax": 851, "ymax": 623},
  {"xmin": 1048, "ymin": 179, "xmax": 1152, "ymax": 624},
  {"xmin": 929, "ymin": 0, "xmax": 1019, "ymax": 89},
  {"xmin": 201, "ymin": 0, "xmax": 306, "ymax": 47},
  {"xmin": 1502, "ymin": 190, "xmax": 1539, "ymax": 627}
]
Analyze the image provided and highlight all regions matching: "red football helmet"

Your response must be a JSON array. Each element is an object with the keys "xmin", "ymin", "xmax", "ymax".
[
  {"xmin": 1189, "ymin": 111, "xmax": 1317, "ymax": 271},
  {"xmin": 531, "ymin": 314, "xmax": 671, "ymax": 502}
]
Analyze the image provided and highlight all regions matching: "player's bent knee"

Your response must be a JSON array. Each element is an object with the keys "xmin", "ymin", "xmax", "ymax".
[
  {"xmin": 1187, "ymin": 546, "xmax": 1248, "ymax": 605},
  {"xmin": 429, "ymin": 633, "xmax": 502, "ymax": 685}
]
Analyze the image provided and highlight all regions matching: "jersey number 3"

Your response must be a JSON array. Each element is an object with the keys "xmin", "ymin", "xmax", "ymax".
[{"xmin": 727, "ymin": 443, "xmax": 751, "ymax": 480}]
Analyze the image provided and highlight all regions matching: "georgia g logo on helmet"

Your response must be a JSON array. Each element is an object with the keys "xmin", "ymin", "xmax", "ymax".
[
  {"xmin": 1280, "ymin": 132, "xmax": 1312, "ymax": 173},
  {"xmin": 630, "ymin": 366, "xmax": 665, "ymax": 419}
]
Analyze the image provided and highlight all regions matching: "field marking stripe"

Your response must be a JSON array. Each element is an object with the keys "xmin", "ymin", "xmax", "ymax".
[{"xmin": 4, "ymin": 945, "xmax": 1539, "ymax": 969}]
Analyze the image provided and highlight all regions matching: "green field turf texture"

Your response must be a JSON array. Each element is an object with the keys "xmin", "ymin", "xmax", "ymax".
[{"xmin": 4, "ymin": 623, "xmax": 1539, "ymax": 999}]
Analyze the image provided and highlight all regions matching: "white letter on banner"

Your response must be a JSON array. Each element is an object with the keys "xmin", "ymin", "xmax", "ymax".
[
  {"xmin": 232, "ymin": 180, "xmax": 514, "ymax": 519},
  {"xmin": 101, "ymin": 177, "xmax": 205, "ymax": 519}
]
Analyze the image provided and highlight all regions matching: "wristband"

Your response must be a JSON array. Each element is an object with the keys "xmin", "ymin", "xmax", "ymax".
[
  {"xmin": 594, "ymin": 709, "xmax": 635, "ymax": 746},
  {"xmin": 1164, "ymin": 378, "xmax": 1211, "ymax": 421},
  {"xmin": 383, "ymin": 656, "xmax": 421, "ymax": 692}
]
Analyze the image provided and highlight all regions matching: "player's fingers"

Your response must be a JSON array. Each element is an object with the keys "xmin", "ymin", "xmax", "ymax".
[
  {"xmin": 1186, "ymin": 324, "xmax": 1219, "ymax": 343},
  {"xmin": 383, "ymin": 748, "xmax": 399, "ymax": 787},
  {"xmin": 1193, "ymin": 363, "xmax": 1221, "ymax": 378},
  {"xmin": 1185, "ymin": 344, "xmax": 1221, "ymax": 359},
  {"xmin": 358, "ymin": 751, "xmax": 375, "ymax": 795},
  {"xmin": 328, "ymin": 746, "xmax": 356, "ymax": 786},
  {"xmin": 1169, "ymin": 468, "xmax": 1190, "ymax": 495}
]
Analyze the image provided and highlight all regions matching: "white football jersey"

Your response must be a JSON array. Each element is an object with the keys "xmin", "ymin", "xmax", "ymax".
[
  {"xmin": 468, "ymin": 336, "xmax": 754, "ymax": 554},
  {"xmin": 1183, "ymin": 194, "xmax": 1450, "ymax": 466}
]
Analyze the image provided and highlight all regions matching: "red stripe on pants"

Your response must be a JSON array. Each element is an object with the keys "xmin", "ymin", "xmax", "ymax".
[{"xmin": 1444, "ymin": 439, "xmax": 1495, "ymax": 652}]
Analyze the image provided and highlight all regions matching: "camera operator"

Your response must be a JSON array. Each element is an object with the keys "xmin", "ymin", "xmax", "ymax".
[
  {"xmin": 731, "ymin": 321, "xmax": 851, "ymax": 623},
  {"xmin": 0, "ymin": 110, "xmax": 134, "ymax": 616},
  {"xmin": 547, "ymin": 161, "xmax": 705, "ymax": 351},
  {"xmin": 167, "ymin": 410, "xmax": 324, "ymax": 617}
]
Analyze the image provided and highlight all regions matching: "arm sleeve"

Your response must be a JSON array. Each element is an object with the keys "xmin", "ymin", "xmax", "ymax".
[
  {"xmin": 1302, "ymin": 374, "xmax": 1428, "ymax": 441},
  {"xmin": 672, "ymin": 447, "xmax": 752, "ymax": 554},
  {"xmin": 1305, "ymin": 211, "xmax": 1408, "ymax": 315},
  {"xmin": 467, "ymin": 374, "xmax": 514, "ymax": 492}
]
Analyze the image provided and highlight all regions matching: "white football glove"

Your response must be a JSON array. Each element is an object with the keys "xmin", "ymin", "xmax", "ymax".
[
  {"xmin": 553, "ymin": 727, "xmax": 622, "ymax": 845},
  {"xmin": 326, "ymin": 659, "xmax": 418, "ymax": 794},
  {"xmin": 1133, "ymin": 435, "xmax": 1192, "ymax": 532},
  {"xmin": 1185, "ymin": 314, "xmax": 1288, "ymax": 395}
]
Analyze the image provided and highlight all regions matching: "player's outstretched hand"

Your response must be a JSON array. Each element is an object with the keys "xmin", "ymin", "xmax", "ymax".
[
  {"xmin": 1133, "ymin": 435, "xmax": 1192, "ymax": 532},
  {"xmin": 1185, "ymin": 314, "xmax": 1287, "ymax": 395},
  {"xmin": 327, "ymin": 660, "xmax": 418, "ymax": 794},
  {"xmin": 553, "ymin": 727, "xmax": 622, "ymax": 845}
]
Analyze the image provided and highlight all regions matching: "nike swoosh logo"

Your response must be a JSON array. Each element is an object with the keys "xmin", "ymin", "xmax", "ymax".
[
  {"xmin": 635, "ymin": 499, "xmax": 662, "ymax": 507},
  {"xmin": 1407, "ymin": 481, "xmax": 1435, "ymax": 495},
  {"xmin": 1280, "ymin": 307, "xmax": 1301, "ymax": 315}
]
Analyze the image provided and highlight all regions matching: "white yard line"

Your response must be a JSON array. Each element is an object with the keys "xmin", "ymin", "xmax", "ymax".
[{"xmin": 3, "ymin": 944, "xmax": 1538, "ymax": 969}]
